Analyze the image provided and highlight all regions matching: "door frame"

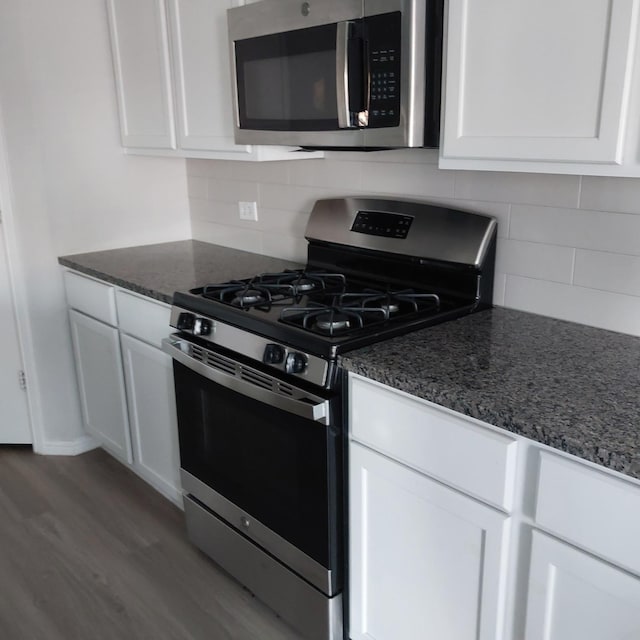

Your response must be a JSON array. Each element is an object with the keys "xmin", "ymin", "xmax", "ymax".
[{"xmin": 0, "ymin": 99, "xmax": 41, "ymax": 450}]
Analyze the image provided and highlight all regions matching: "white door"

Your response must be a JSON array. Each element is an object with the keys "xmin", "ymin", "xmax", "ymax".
[
  {"xmin": 120, "ymin": 333, "xmax": 181, "ymax": 505},
  {"xmin": 106, "ymin": 0, "xmax": 176, "ymax": 149},
  {"xmin": 349, "ymin": 442, "xmax": 511, "ymax": 640},
  {"xmin": 68, "ymin": 309, "xmax": 132, "ymax": 463},
  {"xmin": 0, "ymin": 219, "xmax": 31, "ymax": 443},
  {"xmin": 168, "ymin": 0, "xmax": 249, "ymax": 154},
  {"xmin": 524, "ymin": 530, "xmax": 640, "ymax": 640},
  {"xmin": 441, "ymin": 0, "xmax": 639, "ymax": 167}
]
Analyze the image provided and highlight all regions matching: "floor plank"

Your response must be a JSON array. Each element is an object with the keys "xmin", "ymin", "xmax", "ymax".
[{"xmin": 0, "ymin": 446, "xmax": 304, "ymax": 640}]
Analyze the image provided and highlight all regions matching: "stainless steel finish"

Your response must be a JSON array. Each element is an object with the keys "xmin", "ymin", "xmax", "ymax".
[
  {"xmin": 305, "ymin": 197, "xmax": 498, "ymax": 267},
  {"xmin": 162, "ymin": 335, "xmax": 330, "ymax": 425},
  {"xmin": 228, "ymin": 0, "xmax": 362, "ymax": 40},
  {"xmin": 336, "ymin": 21, "xmax": 351, "ymax": 129},
  {"xmin": 363, "ymin": 0, "xmax": 427, "ymax": 148},
  {"xmin": 168, "ymin": 308, "xmax": 330, "ymax": 386},
  {"xmin": 184, "ymin": 495, "xmax": 343, "ymax": 640},
  {"xmin": 181, "ymin": 469, "xmax": 336, "ymax": 595},
  {"xmin": 227, "ymin": 0, "xmax": 431, "ymax": 149}
]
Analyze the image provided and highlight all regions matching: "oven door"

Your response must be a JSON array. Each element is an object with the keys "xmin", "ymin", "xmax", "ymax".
[{"xmin": 162, "ymin": 335, "xmax": 342, "ymax": 597}]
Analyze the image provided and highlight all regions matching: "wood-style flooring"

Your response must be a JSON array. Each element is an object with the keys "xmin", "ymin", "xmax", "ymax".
[{"xmin": 0, "ymin": 446, "xmax": 304, "ymax": 640}]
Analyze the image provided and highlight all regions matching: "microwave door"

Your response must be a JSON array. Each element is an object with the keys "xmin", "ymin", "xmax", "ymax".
[{"xmin": 231, "ymin": 20, "xmax": 366, "ymax": 147}]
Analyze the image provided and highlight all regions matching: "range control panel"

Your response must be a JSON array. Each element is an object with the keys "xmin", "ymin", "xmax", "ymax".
[{"xmin": 351, "ymin": 210, "xmax": 414, "ymax": 239}]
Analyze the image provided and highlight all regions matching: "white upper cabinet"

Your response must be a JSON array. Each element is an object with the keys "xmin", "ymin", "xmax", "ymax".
[
  {"xmin": 107, "ymin": 0, "xmax": 176, "ymax": 150},
  {"xmin": 168, "ymin": 0, "xmax": 238, "ymax": 154},
  {"xmin": 440, "ymin": 0, "xmax": 640, "ymax": 175},
  {"xmin": 106, "ymin": 0, "xmax": 320, "ymax": 160}
]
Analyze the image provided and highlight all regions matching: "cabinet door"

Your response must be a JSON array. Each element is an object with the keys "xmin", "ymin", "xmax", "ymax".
[
  {"xmin": 106, "ymin": 0, "xmax": 176, "ymax": 149},
  {"xmin": 121, "ymin": 333, "xmax": 181, "ymax": 505},
  {"xmin": 69, "ymin": 310, "xmax": 132, "ymax": 463},
  {"xmin": 349, "ymin": 442, "xmax": 510, "ymax": 640},
  {"xmin": 168, "ymin": 0, "xmax": 250, "ymax": 155},
  {"xmin": 441, "ymin": 0, "xmax": 639, "ymax": 166},
  {"xmin": 524, "ymin": 531, "xmax": 640, "ymax": 640}
]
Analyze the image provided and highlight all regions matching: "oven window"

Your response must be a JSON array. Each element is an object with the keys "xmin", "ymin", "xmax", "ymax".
[
  {"xmin": 173, "ymin": 361, "xmax": 340, "ymax": 568},
  {"xmin": 235, "ymin": 23, "xmax": 341, "ymax": 131}
]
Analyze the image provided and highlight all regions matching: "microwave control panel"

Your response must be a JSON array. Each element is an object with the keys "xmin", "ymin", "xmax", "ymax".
[{"xmin": 366, "ymin": 12, "xmax": 401, "ymax": 128}]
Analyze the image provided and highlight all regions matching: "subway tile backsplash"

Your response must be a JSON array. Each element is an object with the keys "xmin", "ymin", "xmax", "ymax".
[{"xmin": 186, "ymin": 155, "xmax": 640, "ymax": 337}]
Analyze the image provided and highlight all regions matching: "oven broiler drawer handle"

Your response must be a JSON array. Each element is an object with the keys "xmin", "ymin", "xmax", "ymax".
[{"xmin": 161, "ymin": 337, "xmax": 330, "ymax": 425}]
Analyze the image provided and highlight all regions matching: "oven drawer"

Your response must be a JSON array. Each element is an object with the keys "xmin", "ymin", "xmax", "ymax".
[
  {"xmin": 63, "ymin": 270, "xmax": 117, "ymax": 326},
  {"xmin": 183, "ymin": 495, "xmax": 343, "ymax": 640},
  {"xmin": 348, "ymin": 374, "xmax": 518, "ymax": 511},
  {"xmin": 116, "ymin": 290, "xmax": 171, "ymax": 348}
]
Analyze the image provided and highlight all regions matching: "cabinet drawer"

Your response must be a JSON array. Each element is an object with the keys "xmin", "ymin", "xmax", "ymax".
[
  {"xmin": 63, "ymin": 270, "xmax": 117, "ymax": 325},
  {"xmin": 348, "ymin": 375, "xmax": 518, "ymax": 510},
  {"xmin": 116, "ymin": 289, "xmax": 171, "ymax": 348},
  {"xmin": 535, "ymin": 451, "xmax": 640, "ymax": 576}
]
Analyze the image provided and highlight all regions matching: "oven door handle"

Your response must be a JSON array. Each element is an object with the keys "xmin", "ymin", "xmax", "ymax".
[{"xmin": 162, "ymin": 337, "xmax": 330, "ymax": 425}]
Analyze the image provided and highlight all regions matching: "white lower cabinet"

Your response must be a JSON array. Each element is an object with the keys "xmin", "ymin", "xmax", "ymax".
[
  {"xmin": 69, "ymin": 309, "xmax": 132, "ymax": 463},
  {"xmin": 524, "ymin": 531, "xmax": 640, "ymax": 640},
  {"xmin": 348, "ymin": 373, "xmax": 640, "ymax": 640},
  {"xmin": 121, "ymin": 333, "xmax": 181, "ymax": 504},
  {"xmin": 349, "ymin": 442, "xmax": 510, "ymax": 640},
  {"xmin": 65, "ymin": 270, "xmax": 181, "ymax": 505}
]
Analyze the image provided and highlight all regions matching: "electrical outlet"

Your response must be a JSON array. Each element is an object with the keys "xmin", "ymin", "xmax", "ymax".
[{"xmin": 238, "ymin": 201, "xmax": 258, "ymax": 221}]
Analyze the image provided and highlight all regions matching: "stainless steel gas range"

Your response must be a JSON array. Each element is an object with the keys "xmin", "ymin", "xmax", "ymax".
[{"xmin": 162, "ymin": 197, "xmax": 497, "ymax": 640}]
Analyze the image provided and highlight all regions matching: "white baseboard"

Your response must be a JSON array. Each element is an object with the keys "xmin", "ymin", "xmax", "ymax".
[{"xmin": 34, "ymin": 434, "xmax": 99, "ymax": 456}]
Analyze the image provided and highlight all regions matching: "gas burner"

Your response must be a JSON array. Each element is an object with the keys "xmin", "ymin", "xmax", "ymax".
[
  {"xmin": 232, "ymin": 288, "xmax": 267, "ymax": 307},
  {"xmin": 295, "ymin": 278, "xmax": 318, "ymax": 293},
  {"xmin": 339, "ymin": 289, "xmax": 441, "ymax": 315},
  {"xmin": 256, "ymin": 270, "xmax": 347, "ymax": 298},
  {"xmin": 202, "ymin": 281, "xmax": 276, "ymax": 309},
  {"xmin": 315, "ymin": 312, "xmax": 351, "ymax": 334},
  {"xmin": 280, "ymin": 303, "xmax": 389, "ymax": 336}
]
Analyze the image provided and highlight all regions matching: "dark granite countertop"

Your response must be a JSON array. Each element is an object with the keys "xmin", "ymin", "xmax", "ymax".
[
  {"xmin": 59, "ymin": 242, "xmax": 640, "ymax": 480},
  {"xmin": 59, "ymin": 240, "xmax": 302, "ymax": 303},
  {"xmin": 340, "ymin": 307, "xmax": 640, "ymax": 480}
]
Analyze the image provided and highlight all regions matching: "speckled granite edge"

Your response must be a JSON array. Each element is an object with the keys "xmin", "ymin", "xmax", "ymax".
[
  {"xmin": 59, "ymin": 257, "xmax": 173, "ymax": 303},
  {"xmin": 59, "ymin": 242, "xmax": 640, "ymax": 481},
  {"xmin": 340, "ymin": 308, "xmax": 640, "ymax": 481},
  {"xmin": 59, "ymin": 240, "xmax": 303, "ymax": 304}
]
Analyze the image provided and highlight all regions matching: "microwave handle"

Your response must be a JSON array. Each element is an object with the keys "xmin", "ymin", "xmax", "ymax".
[{"xmin": 336, "ymin": 21, "xmax": 351, "ymax": 128}]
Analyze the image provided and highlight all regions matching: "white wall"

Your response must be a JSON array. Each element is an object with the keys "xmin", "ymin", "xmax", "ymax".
[
  {"xmin": 187, "ymin": 151, "xmax": 640, "ymax": 337},
  {"xmin": 0, "ymin": 0, "xmax": 191, "ymax": 451}
]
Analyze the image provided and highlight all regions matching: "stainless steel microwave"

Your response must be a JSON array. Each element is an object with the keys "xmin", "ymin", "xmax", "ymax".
[{"xmin": 227, "ymin": 0, "xmax": 443, "ymax": 149}]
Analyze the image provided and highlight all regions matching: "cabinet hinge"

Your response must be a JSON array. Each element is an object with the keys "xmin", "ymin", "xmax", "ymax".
[{"xmin": 18, "ymin": 370, "xmax": 27, "ymax": 391}]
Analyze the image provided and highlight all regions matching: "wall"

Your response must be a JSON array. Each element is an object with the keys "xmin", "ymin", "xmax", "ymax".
[
  {"xmin": 0, "ymin": 0, "xmax": 191, "ymax": 452},
  {"xmin": 187, "ymin": 150, "xmax": 640, "ymax": 337}
]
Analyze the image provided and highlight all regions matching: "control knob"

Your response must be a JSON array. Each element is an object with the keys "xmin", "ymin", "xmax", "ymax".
[
  {"xmin": 176, "ymin": 312, "xmax": 195, "ymax": 331},
  {"xmin": 285, "ymin": 352, "xmax": 308, "ymax": 375},
  {"xmin": 263, "ymin": 343, "xmax": 285, "ymax": 365},
  {"xmin": 193, "ymin": 317, "xmax": 213, "ymax": 336}
]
